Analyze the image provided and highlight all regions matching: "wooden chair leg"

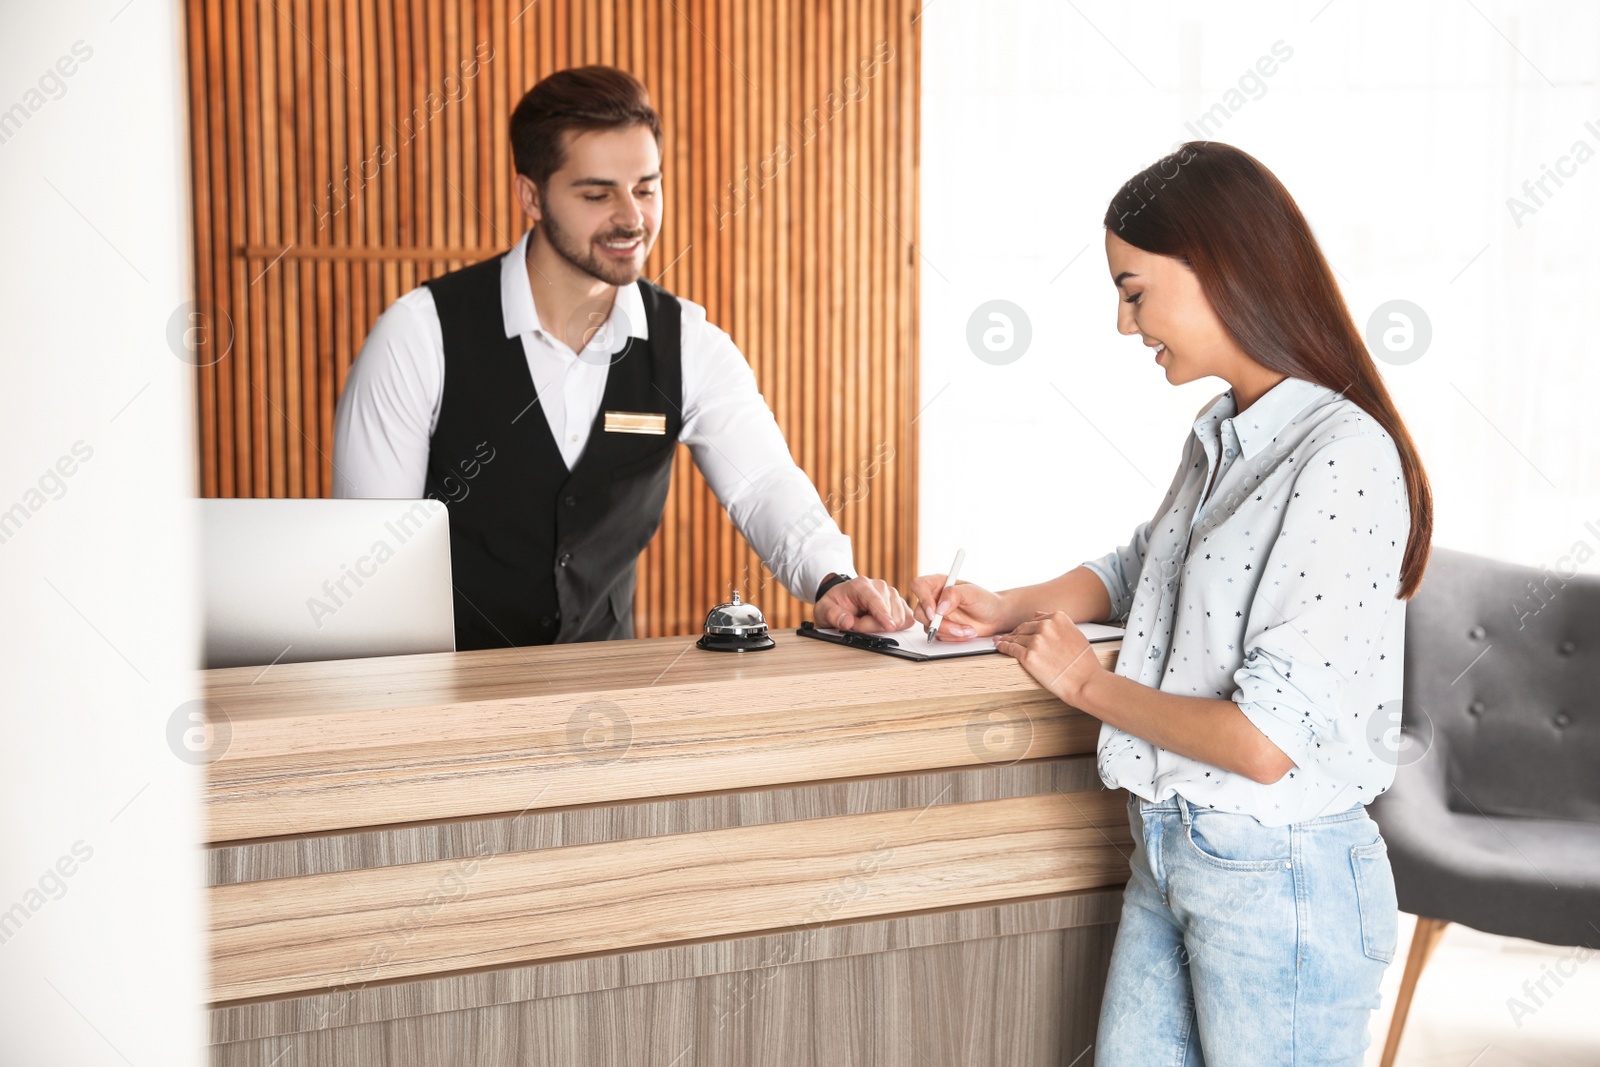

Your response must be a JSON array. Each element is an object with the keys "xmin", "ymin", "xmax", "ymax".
[{"xmin": 1379, "ymin": 916, "xmax": 1451, "ymax": 1067}]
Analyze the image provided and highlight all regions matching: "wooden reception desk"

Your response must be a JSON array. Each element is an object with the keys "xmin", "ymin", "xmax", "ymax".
[{"xmin": 201, "ymin": 630, "xmax": 1132, "ymax": 1066}]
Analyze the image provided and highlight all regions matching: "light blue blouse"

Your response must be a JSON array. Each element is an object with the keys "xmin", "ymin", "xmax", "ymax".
[{"xmin": 1083, "ymin": 375, "xmax": 1411, "ymax": 826}]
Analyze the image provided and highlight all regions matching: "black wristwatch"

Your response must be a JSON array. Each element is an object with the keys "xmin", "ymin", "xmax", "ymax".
[{"xmin": 814, "ymin": 571, "xmax": 853, "ymax": 603}]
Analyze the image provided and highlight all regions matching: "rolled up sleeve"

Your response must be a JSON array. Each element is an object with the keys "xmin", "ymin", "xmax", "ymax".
[
  {"xmin": 1230, "ymin": 430, "xmax": 1410, "ymax": 769},
  {"xmin": 1082, "ymin": 517, "xmax": 1153, "ymax": 625}
]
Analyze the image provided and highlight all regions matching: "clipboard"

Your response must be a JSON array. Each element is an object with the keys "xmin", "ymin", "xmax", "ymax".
[{"xmin": 796, "ymin": 620, "xmax": 1124, "ymax": 662}]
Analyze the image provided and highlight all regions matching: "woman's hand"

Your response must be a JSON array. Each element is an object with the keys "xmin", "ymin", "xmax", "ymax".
[
  {"xmin": 909, "ymin": 575, "xmax": 1013, "ymax": 639},
  {"xmin": 993, "ymin": 611, "xmax": 1106, "ymax": 705}
]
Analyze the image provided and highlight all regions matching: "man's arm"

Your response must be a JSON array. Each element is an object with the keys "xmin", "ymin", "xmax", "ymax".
[
  {"xmin": 676, "ymin": 303, "xmax": 909, "ymax": 628},
  {"xmin": 331, "ymin": 291, "xmax": 443, "ymax": 499}
]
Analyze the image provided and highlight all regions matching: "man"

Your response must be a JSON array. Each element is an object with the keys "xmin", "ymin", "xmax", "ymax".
[{"xmin": 333, "ymin": 65, "xmax": 911, "ymax": 649}]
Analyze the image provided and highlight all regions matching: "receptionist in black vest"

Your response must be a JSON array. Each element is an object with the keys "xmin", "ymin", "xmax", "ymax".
[{"xmin": 331, "ymin": 65, "xmax": 913, "ymax": 650}]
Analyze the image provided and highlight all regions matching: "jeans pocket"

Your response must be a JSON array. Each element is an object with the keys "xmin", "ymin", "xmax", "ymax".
[
  {"xmin": 1182, "ymin": 812, "xmax": 1290, "ymax": 872},
  {"xmin": 1350, "ymin": 840, "xmax": 1399, "ymax": 963}
]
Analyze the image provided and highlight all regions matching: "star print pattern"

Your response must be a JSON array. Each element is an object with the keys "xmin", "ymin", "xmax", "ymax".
[{"xmin": 1080, "ymin": 377, "xmax": 1410, "ymax": 827}]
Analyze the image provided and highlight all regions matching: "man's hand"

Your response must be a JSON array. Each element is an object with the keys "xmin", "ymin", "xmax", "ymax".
[
  {"xmin": 993, "ymin": 611, "xmax": 1106, "ymax": 705},
  {"xmin": 816, "ymin": 576, "xmax": 915, "ymax": 632}
]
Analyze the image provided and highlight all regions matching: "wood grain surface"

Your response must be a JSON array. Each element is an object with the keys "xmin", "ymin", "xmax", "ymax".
[
  {"xmin": 207, "ymin": 754, "xmax": 1108, "ymax": 885},
  {"xmin": 210, "ymin": 789, "xmax": 1131, "ymax": 1003},
  {"xmin": 209, "ymin": 888, "xmax": 1123, "ymax": 1067},
  {"xmin": 199, "ymin": 634, "xmax": 1132, "ymax": 1048},
  {"xmin": 211, "ymin": 912, "xmax": 1118, "ymax": 1065},
  {"xmin": 201, "ymin": 633, "xmax": 1122, "ymax": 841},
  {"xmin": 208, "ymin": 886, "xmax": 1124, "ymax": 1044}
]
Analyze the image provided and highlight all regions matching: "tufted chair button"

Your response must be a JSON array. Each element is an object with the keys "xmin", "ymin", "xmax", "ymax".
[
  {"xmin": 1558, "ymin": 640, "xmax": 1576, "ymax": 656},
  {"xmin": 1468, "ymin": 701, "xmax": 1485, "ymax": 716},
  {"xmin": 1468, "ymin": 625, "xmax": 1486, "ymax": 640},
  {"xmin": 1554, "ymin": 711, "xmax": 1572, "ymax": 728}
]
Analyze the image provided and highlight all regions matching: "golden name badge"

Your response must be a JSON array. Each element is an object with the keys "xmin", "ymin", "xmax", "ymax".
[{"xmin": 603, "ymin": 411, "xmax": 667, "ymax": 435}]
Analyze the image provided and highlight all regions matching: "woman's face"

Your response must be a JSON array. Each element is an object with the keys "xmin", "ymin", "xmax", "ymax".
[{"xmin": 1104, "ymin": 229, "xmax": 1241, "ymax": 386}]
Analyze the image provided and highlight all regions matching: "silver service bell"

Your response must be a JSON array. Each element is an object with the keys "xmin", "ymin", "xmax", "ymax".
[{"xmin": 696, "ymin": 590, "xmax": 776, "ymax": 652}]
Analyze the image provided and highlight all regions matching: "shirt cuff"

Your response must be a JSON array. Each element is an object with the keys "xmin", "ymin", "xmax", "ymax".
[
  {"xmin": 799, "ymin": 555, "xmax": 856, "ymax": 606},
  {"xmin": 1081, "ymin": 558, "xmax": 1132, "ymax": 624}
]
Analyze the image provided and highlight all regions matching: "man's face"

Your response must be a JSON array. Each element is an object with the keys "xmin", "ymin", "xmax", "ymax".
[{"xmin": 533, "ymin": 124, "xmax": 663, "ymax": 286}]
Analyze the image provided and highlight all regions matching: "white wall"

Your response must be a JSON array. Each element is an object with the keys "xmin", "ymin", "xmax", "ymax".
[
  {"xmin": 919, "ymin": 0, "xmax": 1600, "ymax": 591},
  {"xmin": 0, "ymin": 1, "xmax": 206, "ymax": 1063}
]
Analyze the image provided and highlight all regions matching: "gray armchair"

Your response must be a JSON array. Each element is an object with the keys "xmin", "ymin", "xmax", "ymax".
[{"xmin": 1368, "ymin": 546, "xmax": 1600, "ymax": 1066}]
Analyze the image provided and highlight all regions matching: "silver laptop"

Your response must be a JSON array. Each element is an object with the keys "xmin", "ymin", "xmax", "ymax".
[{"xmin": 200, "ymin": 498, "xmax": 455, "ymax": 669}]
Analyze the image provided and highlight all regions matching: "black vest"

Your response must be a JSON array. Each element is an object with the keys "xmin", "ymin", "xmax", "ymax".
[{"xmin": 422, "ymin": 256, "xmax": 682, "ymax": 649}]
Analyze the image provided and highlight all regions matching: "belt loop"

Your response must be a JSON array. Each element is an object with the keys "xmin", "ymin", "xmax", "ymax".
[{"xmin": 1175, "ymin": 793, "xmax": 1193, "ymax": 827}]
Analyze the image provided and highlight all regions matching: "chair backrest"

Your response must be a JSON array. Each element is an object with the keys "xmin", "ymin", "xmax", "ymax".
[{"xmin": 1404, "ymin": 546, "xmax": 1600, "ymax": 824}]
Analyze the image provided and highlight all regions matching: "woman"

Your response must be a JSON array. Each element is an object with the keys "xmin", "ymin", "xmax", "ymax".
[{"xmin": 912, "ymin": 142, "xmax": 1432, "ymax": 1065}]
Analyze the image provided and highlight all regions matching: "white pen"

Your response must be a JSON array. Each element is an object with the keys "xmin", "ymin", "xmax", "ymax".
[{"xmin": 925, "ymin": 548, "xmax": 967, "ymax": 642}]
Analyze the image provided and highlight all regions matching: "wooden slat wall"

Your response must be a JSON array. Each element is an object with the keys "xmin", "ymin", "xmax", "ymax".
[{"xmin": 182, "ymin": 0, "xmax": 921, "ymax": 637}]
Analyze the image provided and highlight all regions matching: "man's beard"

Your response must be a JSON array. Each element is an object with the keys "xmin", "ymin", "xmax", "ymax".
[{"xmin": 538, "ymin": 205, "xmax": 651, "ymax": 287}]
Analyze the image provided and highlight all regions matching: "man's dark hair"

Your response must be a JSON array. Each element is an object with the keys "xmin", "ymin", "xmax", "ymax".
[{"xmin": 510, "ymin": 65, "xmax": 662, "ymax": 186}]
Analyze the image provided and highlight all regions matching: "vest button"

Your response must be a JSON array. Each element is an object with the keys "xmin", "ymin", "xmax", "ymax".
[
  {"xmin": 564, "ymin": 495, "xmax": 578, "ymax": 507},
  {"xmin": 1468, "ymin": 625, "xmax": 1485, "ymax": 640},
  {"xmin": 1558, "ymin": 640, "xmax": 1576, "ymax": 656},
  {"xmin": 1554, "ymin": 711, "xmax": 1572, "ymax": 728},
  {"xmin": 541, "ymin": 616, "xmax": 552, "ymax": 627},
  {"xmin": 1468, "ymin": 701, "xmax": 1485, "ymax": 716},
  {"xmin": 559, "ymin": 553, "xmax": 572, "ymax": 567}
]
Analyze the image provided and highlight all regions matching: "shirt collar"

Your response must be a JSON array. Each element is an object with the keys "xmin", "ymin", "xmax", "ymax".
[
  {"xmin": 1193, "ymin": 376, "xmax": 1332, "ymax": 461},
  {"xmin": 498, "ymin": 228, "xmax": 651, "ymax": 346}
]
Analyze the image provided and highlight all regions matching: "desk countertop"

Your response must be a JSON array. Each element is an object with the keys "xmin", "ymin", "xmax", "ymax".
[{"xmin": 201, "ymin": 630, "xmax": 1121, "ymax": 842}]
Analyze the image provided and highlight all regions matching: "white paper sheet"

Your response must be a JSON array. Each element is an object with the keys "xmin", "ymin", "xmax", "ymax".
[{"xmin": 815, "ymin": 621, "xmax": 1125, "ymax": 659}]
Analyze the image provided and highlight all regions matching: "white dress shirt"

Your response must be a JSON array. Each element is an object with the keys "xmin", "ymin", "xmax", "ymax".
[
  {"xmin": 1083, "ymin": 376, "xmax": 1411, "ymax": 826},
  {"xmin": 332, "ymin": 229, "xmax": 854, "ymax": 603}
]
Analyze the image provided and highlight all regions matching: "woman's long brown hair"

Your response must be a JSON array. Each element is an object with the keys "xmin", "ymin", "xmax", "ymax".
[{"xmin": 1104, "ymin": 142, "xmax": 1433, "ymax": 599}]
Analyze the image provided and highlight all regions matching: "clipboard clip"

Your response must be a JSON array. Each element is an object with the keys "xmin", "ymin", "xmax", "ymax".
[
  {"xmin": 839, "ymin": 631, "xmax": 898, "ymax": 650},
  {"xmin": 796, "ymin": 620, "xmax": 899, "ymax": 651}
]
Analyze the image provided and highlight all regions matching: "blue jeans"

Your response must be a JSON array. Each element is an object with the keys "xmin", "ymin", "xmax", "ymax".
[{"xmin": 1096, "ymin": 793, "xmax": 1399, "ymax": 1066}]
